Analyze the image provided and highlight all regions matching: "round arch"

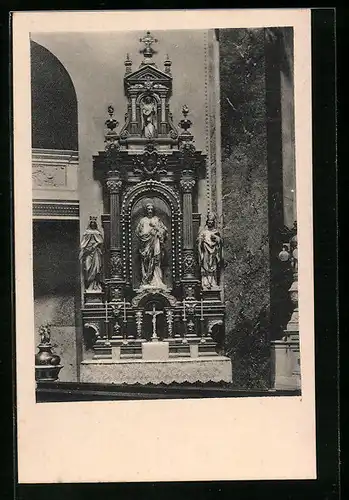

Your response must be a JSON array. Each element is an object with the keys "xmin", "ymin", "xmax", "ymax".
[{"xmin": 30, "ymin": 40, "xmax": 78, "ymax": 150}]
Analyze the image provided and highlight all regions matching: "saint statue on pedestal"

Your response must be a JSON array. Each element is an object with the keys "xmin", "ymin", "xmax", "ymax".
[
  {"xmin": 79, "ymin": 216, "xmax": 104, "ymax": 292},
  {"xmin": 135, "ymin": 200, "xmax": 168, "ymax": 289},
  {"xmin": 141, "ymin": 96, "xmax": 157, "ymax": 139},
  {"xmin": 198, "ymin": 212, "xmax": 223, "ymax": 289}
]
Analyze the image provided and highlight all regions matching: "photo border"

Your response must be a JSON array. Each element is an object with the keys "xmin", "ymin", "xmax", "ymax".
[{"xmin": 2, "ymin": 6, "xmax": 338, "ymax": 498}]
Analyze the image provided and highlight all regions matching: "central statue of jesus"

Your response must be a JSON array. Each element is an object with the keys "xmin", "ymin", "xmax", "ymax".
[{"xmin": 135, "ymin": 200, "xmax": 168, "ymax": 289}]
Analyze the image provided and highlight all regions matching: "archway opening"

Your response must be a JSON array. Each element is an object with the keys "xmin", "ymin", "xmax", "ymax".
[{"xmin": 30, "ymin": 39, "xmax": 78, "ymax": 150}]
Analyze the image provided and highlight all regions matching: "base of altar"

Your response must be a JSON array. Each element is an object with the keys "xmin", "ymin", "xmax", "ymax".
[{"xmin": 80, "ymin": 356, "xmax": 233, "ymax": 385}]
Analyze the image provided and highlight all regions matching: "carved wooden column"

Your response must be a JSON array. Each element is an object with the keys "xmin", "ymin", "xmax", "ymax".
[
  {"xmin": 106, "ymin": 172, "xmax": 123, "ymax": 282},
  {"xmin": 178, "ymin": 105, "xmax": 198, "ymax": 287},
  {"xmin": 180, "ymin": 171, "xmax": 196, "ymax": 280}
]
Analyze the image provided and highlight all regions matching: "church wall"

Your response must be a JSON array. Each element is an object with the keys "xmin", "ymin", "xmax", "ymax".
[
  {"xmin": 219, "ymin": 28, "xmax": 271, "ymax": 389},
  {"xmin": 33, "ymin": 221, "xmax": 81, "ymax": 382},
  {"xmin": 30, "ymin": 31, "xmax": 210, "ymax": 241}
]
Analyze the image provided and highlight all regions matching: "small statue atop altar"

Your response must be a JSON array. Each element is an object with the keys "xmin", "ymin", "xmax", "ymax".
[
  {"xmin": 198, "ymin": 212, "xmax": 223, "ymax": 289},
  {"xmin": 136, "ymin": 200, "xmax": 168, "ymax": 289},
  {"xmin": 38, "ymin": 323, "xmax": 51, "ymax": 344},
  {"xmin": 79, "ymin": 216, "xmax": 104, "ymax": 292},
  {"xmin": 141, "ymin": 95, "xmax": 157, "ymax": 139}
]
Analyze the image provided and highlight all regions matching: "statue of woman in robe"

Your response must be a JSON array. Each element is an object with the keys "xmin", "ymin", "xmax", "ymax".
[
  {"xmin": 135, "ymin": 200, "xmax": 168, "ymax": 289},
  {"xmin": 79, "ymin": 217, "xmax": 104, "ymax": 292},
  {"xmin": 140, "ymin": 96, "xmax": 157, "ymax": 139},
  {"xmin": 198, "ymin": 212, "xmax": 223, "ymax": 289}
]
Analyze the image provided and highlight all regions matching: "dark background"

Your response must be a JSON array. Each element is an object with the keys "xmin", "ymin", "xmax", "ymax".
[{"xmin": 1, "ymin": 5, "xmax": 340, "ymax": 500}]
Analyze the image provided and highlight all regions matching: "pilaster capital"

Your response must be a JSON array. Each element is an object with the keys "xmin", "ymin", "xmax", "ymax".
[
  {"xmin": 180, "ymin": 177, "xmax": 195, "ymax": 193},
  {"xmin": 106, "ymin": 178, "xmax": 123, "ymax": 194}
]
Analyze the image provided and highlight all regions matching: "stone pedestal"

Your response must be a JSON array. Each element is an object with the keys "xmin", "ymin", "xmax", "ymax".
[
  {"xmin": 80, "ymin": 356, "xmax": 233, "ymax": 385},
  {"xmin": 270, "ymin": 333, "xmax": 300, "ymax": 390}
]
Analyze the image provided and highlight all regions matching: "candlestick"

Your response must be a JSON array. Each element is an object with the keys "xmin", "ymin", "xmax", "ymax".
[
  {"xmin": 123, "ymin": 299, "xmax": 127, "ymax": 322},
  {"xmin": 104, "ymin": 301, "xmax": 110, "ymax": 345},
  {"xmin": 200, "ymin": 298, "xmax": 204, "ymax": 320},
  {"xmin": 183, "ymin": 299, "xmax": 186, "ymax": 321}
]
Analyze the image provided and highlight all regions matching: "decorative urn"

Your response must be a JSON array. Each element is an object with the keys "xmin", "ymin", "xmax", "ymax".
[{"xmin": 35, "ymin": 324, "xmax": 63, "ymax": 382}]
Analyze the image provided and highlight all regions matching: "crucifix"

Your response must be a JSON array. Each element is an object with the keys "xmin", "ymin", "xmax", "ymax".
[
  {"xmin": 139, "ymin": 31, "xmax": 158, "ymax": 63},
  {"xmin": 145, "ymin": 304, "xmax": 163, "ymax": 341}
]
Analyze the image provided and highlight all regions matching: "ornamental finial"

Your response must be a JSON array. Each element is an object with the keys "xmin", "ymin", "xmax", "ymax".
[
  {"xmin": 104, "ymin": 105, "xmax": 120, "ymax": 153},
  {"xmin": 164, "ymin": 53, "xmax": 172, "ymax": 74},
  {"xmin": 178, "ymin": 105, "xmax": 192, "ymax": 134},
  {"xmin": 124, "ymin": 53, "xmax": 132, "ymax": 74},
  {"xmin": 139, "ymin": 31, "xmax": 158, "ymax": 65}
]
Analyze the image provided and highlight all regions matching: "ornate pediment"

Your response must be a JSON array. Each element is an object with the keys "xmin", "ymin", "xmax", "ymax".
[
  {"xmin": 125, "ymin": 65, "xmax": 172, "ymax": 87},
  {"xmin": 118, "ymin": 31, "xmax": 177, "ymax": 146}
]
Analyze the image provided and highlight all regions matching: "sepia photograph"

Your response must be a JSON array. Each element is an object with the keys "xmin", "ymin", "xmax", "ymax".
[
  {"xmin": 14, "ymin": 9, "xmax": 316, "ymax": 484},
  {"xmin": 30, "ymin": 26, "xmax": 300, "ymax": 401}
]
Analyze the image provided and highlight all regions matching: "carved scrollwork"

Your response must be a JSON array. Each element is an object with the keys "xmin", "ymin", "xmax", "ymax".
[
  {"xmin": 110, "ymin": 252, "xmax": 123, "ymax": 278},
  {"xmin": 109, "ymin": 285, "xmax": 122, "ymax": 302},
  {"xmin": 183, "ymin": 283, "xmax": 196, "ymax": 301},
  {"xmin": 120, "ymin": 129, "xmax": 129, "ymax": 139},
  {"xmin": 133, "ymin": 142, "xmax": 168, "ymax": 179},
  {"xmin": 135, "ymin": 310, "xmax": 143, "ymax": 338},
  {"xmin": 84, "ymin": 322, "xmax": 101, "ymax": 338},
  {"xmin": 182, "ymin": 251, "xmax": 196, "ymax": 276},
  {"xmin": 207, "ymin": 319, "xmax": 223, "ymax": 335},
  {"xmin": 131, "ymin": 289, "xmax": 177, "ymax": 308},
  {"xmin": 32, "ymin": 165, "xmax": 66, "ymax": 188},
  {"xmin": 179, "ymin": 141, "xmax": 196, "ymax": 155},
  {"xmin": 184, "ymin": 300, "xmax": 196, "ymax": 317},
  {"xmin": 165, "ymin": 309, "xmax": 174, "ymax": 337}
]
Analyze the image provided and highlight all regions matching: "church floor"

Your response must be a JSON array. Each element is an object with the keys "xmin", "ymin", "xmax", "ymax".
[{"xmin": 36, "ymin": 380, "xmax": 301, "ymax": 402}]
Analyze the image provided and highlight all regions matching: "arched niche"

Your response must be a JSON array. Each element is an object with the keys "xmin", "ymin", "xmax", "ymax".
[
  {"xmin": 135, "ymin": 292, "xmax": 174, "ymax": 341},
  {"xmin": 121, "ymin": 180, "xmax": 182, "ymax": 291},
  {"xmin": 131, "ymin": 195, "xmax": 172, "ymax": 290},
  {"xmin": 30, "ymin": 40, "xmax": 78, "ymax": 151}
]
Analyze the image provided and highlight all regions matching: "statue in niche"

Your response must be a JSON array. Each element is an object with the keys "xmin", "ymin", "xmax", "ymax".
[
  {"xmin": 135, "ymin": 200, "xmax": 168, "ymax": 289},
  {"xmin": 198, "ymin": 212, "xmax": 223, "ymax": 289},
  {"xmin": 140, "ymin": 95, "xmax": 157, "ymax": 139},
  {"xmin": 79, "ymin": 216, "xmax": 104, "ymax": 292}
]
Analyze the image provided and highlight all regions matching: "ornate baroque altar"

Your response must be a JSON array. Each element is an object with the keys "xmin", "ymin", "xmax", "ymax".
[{"xmin": 80, "ymin": 32, "xmax": 232, "ymax": 384}]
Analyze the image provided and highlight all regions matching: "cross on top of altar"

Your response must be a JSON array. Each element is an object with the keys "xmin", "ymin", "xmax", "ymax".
[{"xmin": 139, "ymin": 31, "xmax": 158, "ymax": 64}]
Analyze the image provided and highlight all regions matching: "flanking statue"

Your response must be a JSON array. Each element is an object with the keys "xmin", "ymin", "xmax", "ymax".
[
  {"xmin": 135, "ymin": 200, "xmax": 168, "ymax": 289},
  {"xmin": 79, "ymin": 216, "xmax": 104, "ymax": 292},
  {"xmin": 198, "ymin": 212, "xmax": 223, "ymax": 290}
]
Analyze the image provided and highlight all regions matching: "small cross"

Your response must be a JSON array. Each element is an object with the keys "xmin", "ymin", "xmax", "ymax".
[
  {"xmin": 140, "ymin": 31, "xmax": 158, "ymax": 49},
  {"xmin": 139, "ymin": 31, "xmax": 158, "ymax": 60},
  {"xmin": 145, "ymin": 304, "xmax": 163, "ymax": 341}
]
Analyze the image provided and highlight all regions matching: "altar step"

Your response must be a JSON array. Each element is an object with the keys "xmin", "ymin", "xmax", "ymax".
[
  {"xmin": 93, "ymin": 338, "xmax": 218, "ymax": 360},
  {"xmin": 36, "ymin": 380, "xmax": 301, "ymax": 403},
  {"xmin": 80, "ymin": 356, "xmax": 233, "ymax": 385}
]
